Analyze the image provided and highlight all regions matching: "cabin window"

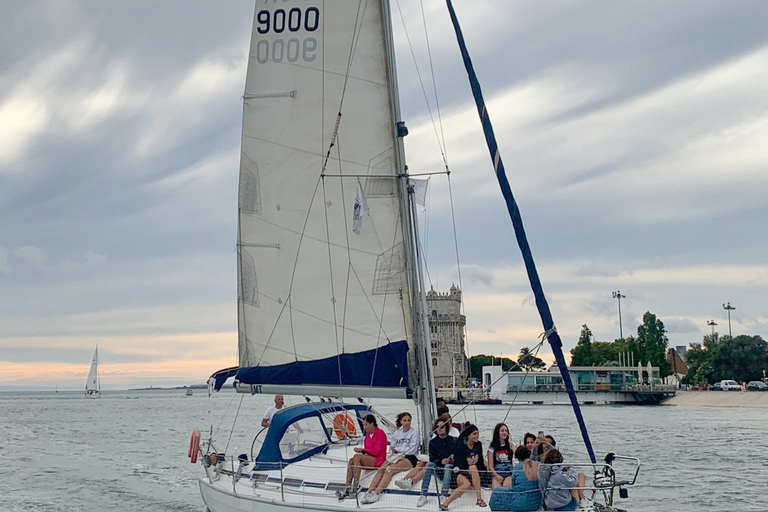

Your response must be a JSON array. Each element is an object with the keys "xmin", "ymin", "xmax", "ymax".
[
  {"xmin": 432, "ymin": 358, "xmax": 437, "ymax": 366},
  {"xmin": 279, "ymin": 416, "xmax": 327, "ymax": 460}
]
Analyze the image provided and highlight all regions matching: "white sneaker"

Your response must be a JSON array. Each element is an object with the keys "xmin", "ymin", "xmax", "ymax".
[
  {"xmin": 579, "ymin": 498, "xmax": 593, "ymax": 509},
  {"xmin": 416, "ymin": 495, "xmax": 427, "ymax": 507},
  {"xmin": 366, "ymin": 493, "xmax": 380, "ymax": 504},
  {"xmin": 396, "ymin": 478, "xmax": 413, "ymax": 490},
  {"xmin": 360, "ymin": 492, "xmax": 372, "ymax": 504},
  {"xmin": 439, "ymin": 495, "xmax": 448, "ymax": 506}
]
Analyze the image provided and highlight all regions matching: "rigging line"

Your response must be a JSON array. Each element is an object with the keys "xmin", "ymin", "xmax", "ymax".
[
  {"xmin": 419, "ymin": 0, "xmax": 449, "ymax": 165},
  {"xmin": 446, "ymin": 172, "xmax": 470, "ymax": 361},
  {"xmin": 320, "ymin": 176, "xmax": 344, "ymax": 397},
  {"xmin": 364, "ymin": 208, "xmax": 407, "ymax": 403},
  {"xmin": 444, "ymin": 342, "xmax": 547, "ymax": 426},
  {"xmin": 501, "ymin": 340, "xmax": 546, "ymax": 425},
  {"xmin": 394, "ymin": 0, "xmax": 448, "ymax": 163},
  {"xmin": 336, "ymin": 142, "xmax": 353, "ymax": 358},
  {"xmin": 320, "ymin": 0, "xmax": 368, "ymax": 176},
  {"xmin": 365, "ymin": 210, "xmax": 405, "ymax": 405},
  {"xmin": 244, "ymin": 215, "xmax": 380, "ymax": 257},
  {"xmin": 255, "ymin": 292, "xmax": 379, "ymax": 340},
  {"xmin": 236, "ymin": 209, "xmax": 246, "ymax": 368},
  {"xmin": 254, "ymin": 176, "xmax": 324, "ymax": 366},
  {"xmin": 216, "ymin": 388, "xmax": 241, "ymax": 434},
  {"xmin": 225, "ymin": 394, "xmax": 245, "ymax": 455}
]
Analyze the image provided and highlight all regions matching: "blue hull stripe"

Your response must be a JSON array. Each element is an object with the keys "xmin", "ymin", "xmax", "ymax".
[
  {"xmin": 445, "ymin": 0, "xmax": 596, "ymax": 463},
  {"xmin": 236, "ymin": 340, "xmax": 409, "ymax": 389}
]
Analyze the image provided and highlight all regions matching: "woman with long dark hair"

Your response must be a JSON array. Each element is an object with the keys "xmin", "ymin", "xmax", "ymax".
[
  {"xmin": 361, "ymin": 412, "xmax": 420, "ymax": 504},
  {"xmin": 487, "ymin": 423, "xmax": 515, "ymax": 489},
  {"xmin": 441, "ymin": 424, "xmax": 489, "ymax": 509},
  {"xmin": 337, "ymin": 414, "xmax": 387, "ymax": 500}
]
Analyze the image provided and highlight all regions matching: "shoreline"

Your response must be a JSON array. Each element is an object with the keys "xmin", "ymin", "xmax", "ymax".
[{"xmin": 664, "ymin": 390, "xmax": 768, "ymax": 408}]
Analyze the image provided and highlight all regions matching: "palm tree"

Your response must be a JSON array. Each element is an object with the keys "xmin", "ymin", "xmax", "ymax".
[{"xmin": 518, "ymin": 347, "xmax": 546, "ymax": 371}]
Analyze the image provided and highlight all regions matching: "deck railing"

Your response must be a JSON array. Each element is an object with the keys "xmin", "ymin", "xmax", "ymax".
[{"xmin": 199, "ymin": 449, "xmax": 639, "ymax": 510}]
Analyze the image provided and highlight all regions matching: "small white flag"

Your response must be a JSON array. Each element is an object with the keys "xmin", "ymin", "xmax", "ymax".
[
  {"xmin": 352, "ymin": 180, "xmax": 369, "ymax": 235},
  {"xmin": 410, "ymin": 178, "xmax": 429, "ymax": 207}
]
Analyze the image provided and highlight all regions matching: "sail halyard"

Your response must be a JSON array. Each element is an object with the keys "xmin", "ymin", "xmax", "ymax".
[{"xmin": 234, "ymin": 1, "xmax": 416, "ymax": 398}]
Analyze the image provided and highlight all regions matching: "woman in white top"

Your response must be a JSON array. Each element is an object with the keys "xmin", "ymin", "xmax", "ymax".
[{"xmin": 360, "ymin": 412, "xmax": 420, "ymax": 504}]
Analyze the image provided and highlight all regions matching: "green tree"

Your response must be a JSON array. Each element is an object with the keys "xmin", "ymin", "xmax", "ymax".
[
  {"xmin": 635, "ymin": 311, "xmax": 671, "ymax": 377},
  {"xmin": 709, "ymin": 335, "xmax": 768, "ymax": 382},
  {"xmin": 467, "ymin": 354, "xmax": 519, "ymax": 379},
  {"xmin": 682, "ymin": 343, "xmax": 713, "ymax": 385},
  {"xmin": 590, "ymin": 341, "xmax": 621, "ymax": 366},
  {"xmin": 517, "ymin": 347, "xmax": 546, "ymax": 371},
  {"xmin": 570, "ymin": 324, "xmax": 594, "ymax": 366}
]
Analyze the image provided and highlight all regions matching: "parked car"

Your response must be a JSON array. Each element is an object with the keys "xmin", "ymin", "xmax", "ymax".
[
  {"xmin": 709, "ymin": 381, "xmax": 722, "ymax": 391},
  {"xmin": 719, "ymin": 380, "xmax": 742, "ymax": 391},
  {"xmin": 747, "ymin": 381, "xmax": 768, "ymax": 391}
]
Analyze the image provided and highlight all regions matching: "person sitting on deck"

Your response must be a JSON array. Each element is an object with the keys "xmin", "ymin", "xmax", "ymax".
[
  {"xmin": 488, "ymin": 445, "xmax": 541, "ymax": 512},
  {"xmin": 523, "ymin": 433, "xmax": 536, "ymax": 453},
  {"xmin": 440, "ymin": 424, "xmax": 490, "ymax": 510},
  {"xmin": 360, "ymin": 412, "xmax": 420, "ymax": 504},
  {"xmin": 488, "ymin": 423, "xmax": 515, "ymax": 489},
  {"xmin": 395, "ymin": 415, "xmax": 456, "ymax": 507},
  {"xmin": 537, "ymin": 449, "xmax": 589, "ymax": 511},
  {"xmin": 530, "ymin": 433, "xmax": 556, "ymax": 462},
  {"xmin": 337, "ymin": 414, "xmax": 387, "ymax": 501},
  {"xmin": 396, "ymin": 409, "xmax": 462, "ymax": 491}
]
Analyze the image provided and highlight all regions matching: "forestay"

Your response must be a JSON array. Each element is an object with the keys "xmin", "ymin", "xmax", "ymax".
[{"xmin": 235, "ymin": 1, "xmax": 415, "ymax": 396}]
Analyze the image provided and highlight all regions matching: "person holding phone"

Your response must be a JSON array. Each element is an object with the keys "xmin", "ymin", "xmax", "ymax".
[
  {"xmin": 404, "ymin": 414, "xmax": 457, "ymax": 507},
  {"xmin": 530, "ymin": 433, "xmax": 556, "ymax": 462}
]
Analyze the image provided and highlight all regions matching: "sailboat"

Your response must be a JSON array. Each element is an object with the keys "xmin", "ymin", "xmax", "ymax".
[
  {"xmin": 84, "ymin": 345, "xmax": 101, "ymax": 397},
  {"xmin": 195, "ymin": 2, "xmax": 639, "ymax": 511}
]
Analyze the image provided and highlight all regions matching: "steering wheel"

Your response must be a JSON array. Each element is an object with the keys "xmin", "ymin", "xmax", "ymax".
[{"xmin": 250, "ymin": 427, "xmax": 268, "ymax": 461}]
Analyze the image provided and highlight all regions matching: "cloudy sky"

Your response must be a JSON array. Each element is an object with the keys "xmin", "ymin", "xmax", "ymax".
[{"xmin": 2, "ymin": 0, "xmax": 767, "ymax": 390}]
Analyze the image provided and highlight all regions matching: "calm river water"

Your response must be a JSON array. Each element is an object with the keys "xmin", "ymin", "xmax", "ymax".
[{"xmin": 1, "ymin": 390, "xmax": 764, "ymax": 512}]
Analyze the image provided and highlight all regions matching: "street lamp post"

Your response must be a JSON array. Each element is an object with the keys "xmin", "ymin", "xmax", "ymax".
[
  {"xmin": 706, "ymin": 319, "xmax": 717, "ymax": 336},
  {"xmin": 722, "ymin": 302, "xmax": 735, "ymax": 338},
  {"xmin": 612, "ymin": 290, "xmax": 626, "ymax": 340}
]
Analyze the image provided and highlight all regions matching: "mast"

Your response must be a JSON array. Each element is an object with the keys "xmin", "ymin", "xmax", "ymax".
[
  {"xmin": 380, "ymin": 0, "xmax": 436, "ymax": 438},
  {"xmin": 445, "ymin": 0, "xmax": 596, "ymax": 463}
]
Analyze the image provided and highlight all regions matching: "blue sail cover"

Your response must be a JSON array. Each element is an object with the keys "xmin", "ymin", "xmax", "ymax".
[
  {"xmin": 236, "ymin": 340, "xmax": 409, "ymax": 389},
  {"xmin": 210, "ymin": 366, "xmax": 239, "ymax": 392}
]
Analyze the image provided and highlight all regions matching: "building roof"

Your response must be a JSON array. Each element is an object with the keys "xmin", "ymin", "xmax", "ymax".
[{"xmin": 666, "ymin": 348, "xmax": 689, "ymax": 376}]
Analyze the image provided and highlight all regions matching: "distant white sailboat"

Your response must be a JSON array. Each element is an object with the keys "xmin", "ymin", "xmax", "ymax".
[{"xmin": 84, "ymin": 346, "xmax": 101, "ymax": 397}]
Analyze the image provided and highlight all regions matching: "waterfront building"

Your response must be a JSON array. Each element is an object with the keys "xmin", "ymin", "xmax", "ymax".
[
  {"xmin": 482, "ymin": 364, "xmax": 673, "ymax": 405},
  {"xmin": 427, "ymin": 285, "xmax": 468, "ymax": 388}
]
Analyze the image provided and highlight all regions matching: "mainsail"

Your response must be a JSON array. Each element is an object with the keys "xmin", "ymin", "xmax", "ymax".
[
  {"xmin": 85, "ymin": 346, "xmax": 99, "ymax": 394},
  {"xmin": 235, "ymin": 2, "xmax": 417, "ymax": 397}
]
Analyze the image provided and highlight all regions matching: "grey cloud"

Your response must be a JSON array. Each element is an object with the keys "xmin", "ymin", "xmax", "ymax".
[
  {"xmin": 2, "ymin": 1, "xmax": 767, "ymax": 387},
  {"xmin": 460, "ymin": 263, "xmax": 493, "ymax": 286},
  {"xmin": 663, "ymin": 318, "xmax": 701, "ymax": 334}
]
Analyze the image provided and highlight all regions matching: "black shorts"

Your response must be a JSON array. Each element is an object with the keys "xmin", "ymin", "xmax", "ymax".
[
  {"xmin": 453, "ymin": 467, "xmax": 493, "ymax": 488},
  {"xmin": 404, "ymin": 454, "xmax": 419, "ymax": 467}
]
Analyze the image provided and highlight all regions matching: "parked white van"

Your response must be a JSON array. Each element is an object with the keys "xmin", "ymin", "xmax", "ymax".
[{"xmin": 719, "ymin": 380, "xmax": 741, "ymax": 391}]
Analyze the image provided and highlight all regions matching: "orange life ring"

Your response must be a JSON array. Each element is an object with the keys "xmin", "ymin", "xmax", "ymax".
[
  {"xmin": 332, "ymin": 413, "xmax": 357, "ymax": 439},
  {"xmin": 189, "ymin": 429, "xmax": 201, "ymax": 463}
]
